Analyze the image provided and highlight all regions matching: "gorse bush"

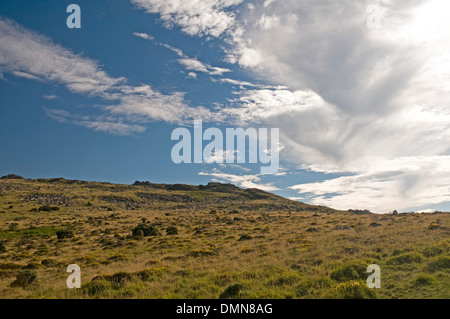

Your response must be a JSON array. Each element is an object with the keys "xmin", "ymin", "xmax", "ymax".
[
  {"xmin": 330, "ymin": 261, "xmax": 367, "ymax": 282},
  {"xmin": 219, "ymin": 284, "xmax": 244, "ymax": 299},
  {"xmin": 82, "ymin": 279, "xmax": 112, "ymax": 296},
  {"xmin": 327, "ymin": 281, "xmax": 377, "ymax": 299},
  {"xmin": 422, "ymin": 246, "xmax": 444, "ymax": 257},
  {"xmin": 166, "ymin": 226, "xmax": 178, "ymax": 235},
  {"xmin": 413, "ymin": 274, "xmax": 437, "ymax": 287},
  {"xmin": 132, "ymin": 223, "xmax": 160, "ymax": 238},
  {"xmin": 386, "ymin": 251, "xmax": 423, "ymax": 265},
  {"xmin": 10, "ymin": 269, "xmax": 37, "ymax": 288},
  {"xmin": 38, "ymin": 205, "xmax": 60, "ymax": 212},
  {"xmin": 296, "ymin": 277, "xmax": 334, "ymax": 298},
  {"xmin": 56, "ymin": 229, "xmax": 74, "ymax": 240},
  {"xmin": 135, "ymin": 267, "xmax": 169, "ymax": 281},
  {"xmin": 426, "ymin": 256, "xmax": 450, "ymax": 272}
]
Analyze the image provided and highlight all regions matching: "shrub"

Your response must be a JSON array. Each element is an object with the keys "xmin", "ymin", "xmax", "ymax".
[
  {"xmin": 0, "ymin": 263, "xmax": 21, "ymax": 270},
  {"xmin": 10, "ymin": 270, "xmax": 37, "ymax": 288},
  {"xmin": 272, "ymin": 273, "xmax": 301, "ymax": 286},
  {"xmin": 238, "ymin": 234, "xmax": 252, "ymax": 241},
  {"xmin": 369, "ymin": 222, "xmax": 382, "ymax": 227},
  {"xmin": 330, "ymin": 261, "xmax": 367, "ymax": 282},
  {"xmin": 56, "ymin": 229, "xmax": 74, "ymax": 240},
  {"xmin": 166, "ymin": 226, "xmax": 179, "ymax": 235},
  {"xmin": 83, "ymin": 280, "xmax": 112, "ymax": 296},
  {"xmin": 413, "ymin": 274, "xmax": 437, "ymax": 287},
  {"xmin": 134, "ymin": 267, "xmax": 169, "ymax": 281},
  {"xmin": 188, "ymin": 249, "xmax": 216, "ymax": 257},
  {"xmin": 23, "ymin": 262, "xmax": 42, "ymax": 270},
  {"xmin": 392, "ymin": 248, "xmax": 414, "ymax": 256},
  {"xmin": 93, "ymin": 271, "xmax": 133, "ymax": 289},
  {"xmin": 0, "ymin": 174, "xmax": 24, "ymax": 179},
  {"xmin": 426, "ymin": 256, "xmax": 450, "ymax": 272},
  {"xmin": 427, "ymin": 221, "xmax": 443, "ymax": 230},
  {"xmin": 422, "ymin": 246, "xmax": 444, "ymax": 257},
  {"xmin": 327, "ymin": 281, "xmax": 377, "ymax": 299},
  {"xmin": 38, "ymin": 205, "xmax": 60, "ymax": 212},
  {"xmin": 132, "ymin": 223, "xmax": 160, "ymax": 238},
  {"xmin": 296, "ymin": 277, "xmax": 334, "ymax": 298},
  {"xmin": 41, "ymin": 259, "xmax": 59, "ymax": 268},
  {"xmin": 386, "ymin": 251, "xmax": 423, "ymax": 265},
  {"xmin": 219, "ymin": 284, "xmax": 244, "ymax": 299}
]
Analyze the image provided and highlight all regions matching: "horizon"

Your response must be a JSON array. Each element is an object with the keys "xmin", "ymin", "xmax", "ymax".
[
  {"xmin": 2, "ymin": 1, "xmax": 450, "ymax": 214},
  {"xmin": 1, "ymin": 172, "xmax": 446, "ymax": 215}
]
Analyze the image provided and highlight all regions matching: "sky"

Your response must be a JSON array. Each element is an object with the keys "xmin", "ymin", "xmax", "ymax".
[{"xmin": 1, "ymin": 0, "xmax": 450, "ymax": 214}]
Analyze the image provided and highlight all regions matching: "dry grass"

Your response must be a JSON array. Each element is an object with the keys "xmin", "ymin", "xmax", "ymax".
[{"xmin": 0, "ymin": 178, "xmax": 449, "ymax": 299}]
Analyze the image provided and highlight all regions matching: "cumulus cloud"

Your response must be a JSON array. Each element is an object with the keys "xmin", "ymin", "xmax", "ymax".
[
  {"xmin": 187, "ymin": 72, "xmax": 197, "ymax": 79},
  {"xmin": 211, "ymin": 0, "xmax": 450, "ymax": 212},
  {"xmin": 131, "ymin": 0, "xmax": 244, "ymax": 37}
]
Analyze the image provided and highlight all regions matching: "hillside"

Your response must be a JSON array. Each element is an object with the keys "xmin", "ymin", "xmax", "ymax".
[{"xmin": 0, "ymin": 176, "xmax": 449, "ymax": 299}]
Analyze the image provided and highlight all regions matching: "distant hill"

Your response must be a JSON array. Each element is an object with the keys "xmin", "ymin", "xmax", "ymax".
[{"xmin": 0, "ymin": 175, "xmax": 338, "ymax": 214}]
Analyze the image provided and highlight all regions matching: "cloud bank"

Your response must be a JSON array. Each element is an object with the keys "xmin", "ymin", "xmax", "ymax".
[{"xmin": 136, "ymin": 0, "xmax": 450, "ymax": 212}]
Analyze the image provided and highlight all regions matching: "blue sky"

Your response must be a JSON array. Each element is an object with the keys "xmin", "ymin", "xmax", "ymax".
[{"xmin": 1, "ymin": 0, "xmax": 450, "ymax": 213}]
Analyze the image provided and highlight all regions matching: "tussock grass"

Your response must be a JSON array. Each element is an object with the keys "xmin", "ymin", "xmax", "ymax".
[{"xmin": 0, "ymin": 178, "xmax": 449, "ymax": 299}]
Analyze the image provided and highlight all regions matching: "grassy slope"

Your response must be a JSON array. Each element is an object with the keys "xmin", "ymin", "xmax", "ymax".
[{"xmin": 0, "ymin": 178, "xmax": 449, "ymax": 299}]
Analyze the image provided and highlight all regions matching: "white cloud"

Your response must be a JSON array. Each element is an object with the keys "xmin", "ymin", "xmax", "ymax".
[
  {"xmin": 218, "ymin": 78, "xmax": 256, "ymax": 87},
  {"xmin": 133, "ymin": 32, "xmax": 155, "ymax": 40},
  {"xmin": 187, "ymin": 72, "xmax": 197, "ymax": 79},
  {"xmin": 42, "ymin": 94, "xmax": 57, "ymax": 100},
  {"xmin": 224, "ymin": 88, "xmax": 333, "ymax": 123},
  {"xmin": 199, "ymin": 169, "xmax": 280, "ymax": 192},
  {"xmin": 12, "ymin": 71, "xmax": 42, "ymax": 81},
  {"xmin": 45, "ymin": 108, "xmax": 147, "ymax": 135},
  {"xmin": 0, "ymin": 17, "xmax": 215, "ymax": 134},
  {"xmin": 178, "ymin": 58, "xmax": 231, "ymax": 76},
  {"xmin": 256, "ymin": 14, "xmax": 281, "ymax": 30},
  {"xmin": 134, "ymin": 34, "xmax": 233, "ymax": 78},
  {"xmin": 291, "ymin": 156, "xmax": 450, "ymax": 213},
  {"xmin": 263, "ymin": 0, "xmax": 276, "ymax": 7},
  {"xmin": 131, "ymin": 0, "xmax": 244, "ymax": 37},
  {"xmin": 159, "ymin": 43, "xmax": 185, "ymax": 57},
  {"xmin": 213, "ymin": 0, "xmax": 450, "ymax": 212},
  {"xmin": 0, "ymin": 18, "xmax": 126, "ymax": 96}
]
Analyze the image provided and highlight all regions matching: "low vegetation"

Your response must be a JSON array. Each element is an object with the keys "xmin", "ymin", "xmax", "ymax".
[{"xmin": 0, "ymin": 177, "xmax": 448, "ymax": 299}]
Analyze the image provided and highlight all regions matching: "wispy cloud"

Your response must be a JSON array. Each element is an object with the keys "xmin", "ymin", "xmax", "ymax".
[
  {"xmin": 42, "ymin": 94, "xmax": 58, "ymax": 100},
  {"xmin": 0, "ymin": 17, "xmax": 216, "ymax": 134},
  {"xmin": 133, "ymin": 31, "xmax": 232, "ymax": 77},
  {"xmin": 45, "ymin": 108, "xmax": 146, "ymax": 135},
  {"xmin": 199, "ymin": 169, "xmax": 280, "ymax": 192},
  {"xmin": 177, "ymin": 58, "xmax": 230, "ymax": 76},
  {"xmin": 132, "ymin": 32, "xmax": 154, "ymax": 40}
]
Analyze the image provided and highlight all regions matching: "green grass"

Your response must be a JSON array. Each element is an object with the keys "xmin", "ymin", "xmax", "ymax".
[
  {"xmin": 0, "ymin": 177, "xmax": 449, "ymax": 299},
  {"xmin": 0, "ymin": 226, "xmax": 60, "ymax": 239}
]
